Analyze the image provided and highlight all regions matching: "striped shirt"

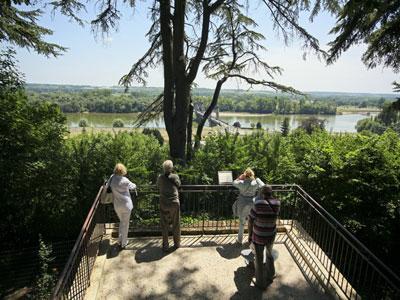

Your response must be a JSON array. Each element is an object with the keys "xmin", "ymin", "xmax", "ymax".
[{"xmin": 249, "ymin": 196, "xmax": 281, "ymax": 245}]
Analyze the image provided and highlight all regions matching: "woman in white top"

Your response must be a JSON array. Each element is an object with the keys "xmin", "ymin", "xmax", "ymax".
[
  {"xmin": 107, "ymin": 163, "xmax": 136, "ymax": 249},
  {"xmin": 232, "ymin": 168, "xmax": 264, "ymax": 244}
]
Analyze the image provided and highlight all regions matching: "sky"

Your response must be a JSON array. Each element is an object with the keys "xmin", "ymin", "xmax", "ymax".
[{"xmin": 12, "ymin": 1, "xmax": 399, "ymax": 94}]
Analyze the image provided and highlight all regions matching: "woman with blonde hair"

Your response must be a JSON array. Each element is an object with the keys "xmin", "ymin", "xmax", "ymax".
[
  {"xmin": 232, "ymin": 168, "xmax": 264, "ymax": 244},
  {"xmin": 107, "ymin": 163, "xmax": 136, "ymax": 249}
]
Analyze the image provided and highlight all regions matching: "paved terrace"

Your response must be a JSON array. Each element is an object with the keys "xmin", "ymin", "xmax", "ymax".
[{"xmin": 85, "ymin": 233, "xmax": 330, "ymax": 300}]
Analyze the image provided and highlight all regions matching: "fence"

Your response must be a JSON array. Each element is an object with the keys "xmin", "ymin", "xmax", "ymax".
[
  {"xmin": 52, "ymin": 187, "xmax": 105, "ymax": 299},
  {"xmin": 0, "ymin": 240, "xmax": 75, "ymax": 298},
  {"xmin": 52, "ymin": 184, "xmax": 400, "ymax": 300}
]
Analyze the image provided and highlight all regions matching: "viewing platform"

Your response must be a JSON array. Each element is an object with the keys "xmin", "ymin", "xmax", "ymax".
[
  {"xmin": 84, "ymin": 234, "xmax": 328, "ymax": 300},
  {"xmin": 52, "ymin": 185, "xmax": 400, "ymax": 299}
]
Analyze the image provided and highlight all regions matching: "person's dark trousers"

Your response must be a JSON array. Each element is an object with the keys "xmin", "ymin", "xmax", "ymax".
[
  {"xmin": 160, "ymin": 202, "xmax": 181, "ymax": 250},
  {"xmin": 254, "ymin": 240, "xmax": 275, "ymax": 289}
]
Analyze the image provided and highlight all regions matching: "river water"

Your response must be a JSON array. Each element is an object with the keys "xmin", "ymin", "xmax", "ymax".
[{"xmin": 66, "ymin": 112, "xmax": 377, "ymax": 133}]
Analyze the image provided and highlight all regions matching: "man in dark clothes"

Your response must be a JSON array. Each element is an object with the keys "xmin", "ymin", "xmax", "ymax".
[
  {"xmin": 248, "ymin": 185, "xmax": 281, "ymax": 289},
  {"xmin": 156, "ymin": 160, "xmax": 181, "ymax": 252}
]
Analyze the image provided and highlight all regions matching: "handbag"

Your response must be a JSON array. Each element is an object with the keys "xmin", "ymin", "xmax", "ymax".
[{"xmin": 100, "ymin": 175, "xmax": 114, "ymax": 204}]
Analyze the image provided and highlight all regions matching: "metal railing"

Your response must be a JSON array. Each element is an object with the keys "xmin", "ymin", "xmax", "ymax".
[
  {"xmin": 52, "ymin": 184, "xmax": 400, "ymax": 300},
  {"xmin": 100, "ymin": 184, "xmax": 296, "ymax": 234},
  {"xmin": 52, "ymin": 188, "xmax": 105, "ymax": 300},
  {"xmin": 289, "ymin": 186, "xmax": 400, "ymax": 299},
  {"xmin": 0, "ymin": 240, "xmax": 74, "ymax": 298}
]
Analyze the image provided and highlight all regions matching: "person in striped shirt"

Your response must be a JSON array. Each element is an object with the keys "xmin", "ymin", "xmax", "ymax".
[{"xmin": 248, "ymin": 185, "xmax": 281, "ymax": 289}]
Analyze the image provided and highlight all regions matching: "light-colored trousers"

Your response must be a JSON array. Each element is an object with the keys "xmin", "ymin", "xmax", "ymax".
[
  {"xmin": 236, "ymin": 196, "xmax": 254, "ymax": 243},
  {"xmin": 254, "ymin": 239, "xmax": 275, "ymax": 288},
  {"xmin": 114, "ymin": 206, "xmax": 131, "ymax": 247}
]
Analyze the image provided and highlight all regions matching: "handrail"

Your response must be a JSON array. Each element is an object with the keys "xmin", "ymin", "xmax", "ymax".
[
  {"xmin": 52, "ymin": 183, "xmax": 399, "ymax": 299},
  {"xmin": 52, "ymin": 186, "xmax": 103, "ymax": 299},
  {"xmin": 294, "ymin": 184, "xmax": 400, "ymax": 289}
]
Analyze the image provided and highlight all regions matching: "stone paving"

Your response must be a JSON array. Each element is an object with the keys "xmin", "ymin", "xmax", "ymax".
[{"xmin": 85, "ymin": 234, "xmax": 330, "ymax": 300}]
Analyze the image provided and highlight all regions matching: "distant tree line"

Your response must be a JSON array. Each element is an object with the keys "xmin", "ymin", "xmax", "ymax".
[
  {"xmin": 194, "ymin": 95, "xmax": 337, "ymax": 115},
  {"xmin": 26, "ymin": 89, "xmax": 395, "ymax": 115}
]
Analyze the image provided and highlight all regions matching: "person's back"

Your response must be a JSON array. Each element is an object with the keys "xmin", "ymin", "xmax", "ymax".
[
  {"xmin": 248, "ymin": 185, "xmax": 280, "ymax": 289},
  {"xmin": 250, "ymin": 196, "xmax": 280, "ymax": 245},
  {"xmin": 110, "ymin": 175, "xmax": 136, "ymax": 211},
  {"xmin": 233, "ymin": 177, "xmax": 264, "ymax": 198},
  {"xmin": 157, "ymin": 160, "xmax": 181, "ymax": 252},
  {"xmin": 232, "ymin": 168, "xmax": 264, "ymax": 244},
  {"xmin": 157, "ymin": 172, "xmax": 181, "ymax": 206}
]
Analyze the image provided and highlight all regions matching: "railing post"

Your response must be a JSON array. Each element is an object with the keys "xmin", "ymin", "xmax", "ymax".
[{"xmin": 327, "ymin": 226, "xmax": 338, "ymax": 286}]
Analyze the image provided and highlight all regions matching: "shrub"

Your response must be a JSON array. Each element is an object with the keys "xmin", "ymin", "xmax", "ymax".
[
  {"xmin": 112, "ymin": 119, "xmax": 124, "ymax": 128},
  {"xmin": 233, "ymin": 121, "xmax": 241, "ymax": 128},
  {"xmin": 33, "ymin": 235, "xmax": 56, "ymax": 299},
  {"xmin": 142, "ymin": 128, "xmax": 164, "ymax": 145},
  {"xmin": 78, "ymin": 119, "xmax": 88, "ymax": 127}
]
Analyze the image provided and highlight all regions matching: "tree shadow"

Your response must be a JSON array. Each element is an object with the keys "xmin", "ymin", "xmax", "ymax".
[
  {"xmin": 200, "ymin": 240, "xmax": 218, "ymax": 247},
  {"xmin": 216, "ymin": 243, "xmax": 242, "ymax": 259},
  {"xmin": 117, "ymin": 266, "xmax": 223, "ymax": 300},
  {"xmin": 134, "ymin": 243, "xmax": 173, "ymax": 263}
]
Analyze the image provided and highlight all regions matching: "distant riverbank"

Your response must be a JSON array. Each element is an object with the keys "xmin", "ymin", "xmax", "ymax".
[{"xmin": 66, "ymin": 111, "xmax": 378, "ymax": 133}]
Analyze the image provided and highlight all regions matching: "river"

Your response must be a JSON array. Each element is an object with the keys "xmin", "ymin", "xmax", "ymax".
[{"xmin": 66, "ymin": 112, "xmax": 377, "ymax": 133}]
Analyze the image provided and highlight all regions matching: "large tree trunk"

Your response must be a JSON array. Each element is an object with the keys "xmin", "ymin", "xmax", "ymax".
[
  {"xmin": 160, "ymin": 0, "xmax": 174, "ymax": 144},
  {"xmin": 160, "ymin": 0, "xmax": 223, "ymax": 162},
  {"xmin": 169, "ymin": 0, "xmax": 188, "ymax": 162}
]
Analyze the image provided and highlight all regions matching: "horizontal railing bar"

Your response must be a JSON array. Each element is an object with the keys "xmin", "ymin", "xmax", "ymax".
[
  {"xmin": 53, "ymin": 183, "xmax": 399, "ymax": 299},
  {"xmin": 52, "ymin": 186, "xmax": 103, "ymax": 298},
  {"xmin": 295, "ymin": 185, "xmax": 400, "ymax": 287}
]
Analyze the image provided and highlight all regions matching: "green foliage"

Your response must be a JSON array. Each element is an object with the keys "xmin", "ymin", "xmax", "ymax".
[
  {"xmin": 112, "ymin": 118, "xmax": 124, "ymax": 128},
  {"xmin": 356, "ymin": 101, "xmax": 400, "ymax": 134},
  {"xmin": 78, "ymin": 118, "xmax": 88, "ymax": 127},
  {"xmin": 0, "ymin": 48, "xmax": 24, "ymax": 91},
  {"xmin": 377, "ymin": 102, "xmax": 399, "ymax": 126},
  {"xmin": 281, "ymin": 117, "xmax": 290, "ymax": 136},
  {"xmin": 0, "ymin": 86, "xmax": 72, "ymax": 246},
  {"xmin": 0, "ymin": 90, "xmax": 167, "ymax": 247},
  {"xmin": 32, "ymin": 235, "xmax": 56, "ymax": 299},
  {"xmin": 0, "ymin": 2, "xmax": 67, "ymax": 57},
  {"xmin": 142, "ymin": 128, "xmax": 164, "ymax": 145},
  {"xmin": 25, "ymin": 87, "xmax": 398, "ymax": 116},
  {"xmin": 328, "ymin": 0, "xmax": 400, "ymax": 72},
  {"xmin": 256, "ymin": 122, "xmax": 262, "ymax": 129},
  {"xmin": 191, "ymin": 130, "xmax": 400, "ymax": 272},
  {"xmin": 356, "ymin": 118, "xmax": 386, "ymax": 135},
  {"xmin": 299, "ymin": 116, "xmax": 326, "ymax": 134}
]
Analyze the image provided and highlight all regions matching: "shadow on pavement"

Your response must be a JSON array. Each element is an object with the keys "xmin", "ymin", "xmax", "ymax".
[
  {"xmin": 134, "ymin": 243, "xmax": 172, "ymax": 263},
  {"xmin": 216, "ymin": 243, "xmax": 242, "ymax": 259},
  {"xmin": 231, "ymin": 266, "xmax": 262, "ymax": 300}
]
